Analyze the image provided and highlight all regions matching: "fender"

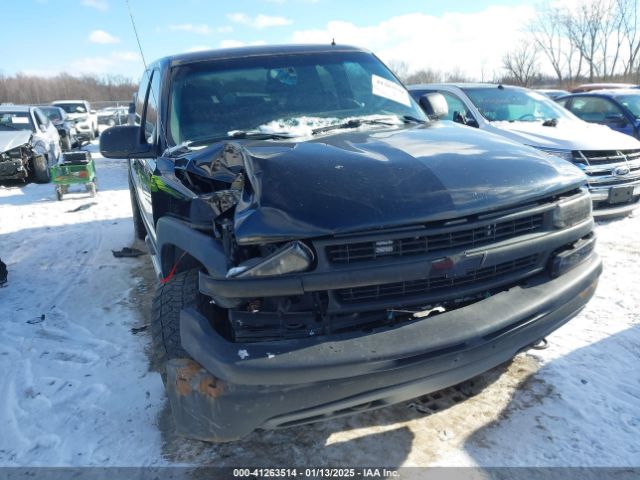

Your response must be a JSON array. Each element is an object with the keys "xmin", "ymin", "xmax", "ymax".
[{"xmin": 155, "ymin": 216, "xmax": 228, "ymax": 279}]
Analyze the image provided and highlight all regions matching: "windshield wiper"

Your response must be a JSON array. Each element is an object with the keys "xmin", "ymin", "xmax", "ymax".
[
  {"xmin": 187, "ymin": 131, "xmax": 296, "ymax": 147},
  {"xmin": 401, "ymin": 115, "xmax": 426, "ymax": 124},
  {"xmin": 311, "ymin": 118, "xmax": 398, "ymax": 135},
  {"xmin": 228, "ymin": 130, "xmax": 296, "ymax": 140}
]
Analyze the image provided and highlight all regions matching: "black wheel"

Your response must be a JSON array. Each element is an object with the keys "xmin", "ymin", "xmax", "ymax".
[
  {"xmin": 60, "ymin": 136, "xmax": 71, "ymax": 152},
  {"xmin": 33, "ymin": 154, "xmax": 51, "ymax": 183},
  {"xmin": 151, "ymin": 269, "xmax": 199, "ymax": 377},
  {"xmin": 129, "ymin": 177, "xmax": 147, "ymax": 240}
]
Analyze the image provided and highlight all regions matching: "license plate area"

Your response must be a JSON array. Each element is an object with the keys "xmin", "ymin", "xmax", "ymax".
[{"xmin": 608, "ymin": 186, "xmax": 634, "ymax": 204}]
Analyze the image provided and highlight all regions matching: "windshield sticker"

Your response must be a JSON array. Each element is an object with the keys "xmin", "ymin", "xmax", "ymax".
[
  {"xmin": 372, "ymin": 74, "xmax": 410, "ymax": 107},
  {"xmin": 10, "ymin": 117, "xmax": 29, "ymax": 124}
]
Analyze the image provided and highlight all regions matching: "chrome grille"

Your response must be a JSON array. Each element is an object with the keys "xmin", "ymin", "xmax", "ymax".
[
  {"xmin": 574, "ymin": 149, "xmax": 640, "ymax": 188},
  {"xmin": 573, "ymin": 149, "xmax": 640, "ymax": 165}
]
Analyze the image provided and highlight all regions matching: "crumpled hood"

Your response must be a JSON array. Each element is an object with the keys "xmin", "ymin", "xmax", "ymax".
[
  {"xmin": 0, "ymin": 130, "xmax": 31, "ymax": 153},
  {"xmin": 188, "ymin": 123, "xmax": 587, "ymax": 244},
  {"xmin": 486, "ymin": 118, "xmax": 640, "ymax": 151}
]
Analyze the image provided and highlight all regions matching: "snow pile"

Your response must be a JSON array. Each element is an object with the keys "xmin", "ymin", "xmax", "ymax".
[{"xmin": 0, "ymin": 146, "xmax": 165, "ymax": 466}]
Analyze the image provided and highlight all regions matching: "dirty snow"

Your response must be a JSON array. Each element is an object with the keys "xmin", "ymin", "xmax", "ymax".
[{"xmin": 0, "ymin": 142, "xmax": 638, "ymax": 467}]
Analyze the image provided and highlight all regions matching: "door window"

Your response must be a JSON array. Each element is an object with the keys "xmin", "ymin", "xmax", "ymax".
[
  {"xmin": 567, "ymin": 97, "xmax": 625, "ymax": 124},
  {"xmin": 145, "ymin": 70, "xmax": 160, "ymax": 143}
]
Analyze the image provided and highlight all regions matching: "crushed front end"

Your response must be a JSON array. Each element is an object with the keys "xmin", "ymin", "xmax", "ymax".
[
  {"xmin": 158, "ymin": 137, "xmax": 602, "ymax": 441},
  {"xmin": 0, "ymin": 143, "xmax": 34, "ymax": 181}
]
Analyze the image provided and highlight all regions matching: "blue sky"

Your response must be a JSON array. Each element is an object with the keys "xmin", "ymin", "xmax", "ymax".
[{"xmin": 3, "ymin": 0, "xmax": 539, "ymax": 80}]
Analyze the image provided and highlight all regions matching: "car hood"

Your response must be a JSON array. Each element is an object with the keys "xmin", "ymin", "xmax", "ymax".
[
  {"xmin": 186, "ymin": 123, "xmax": 587, "ymax": 244},
  {"xmin": 0, "ymin": 130, "xmax": 32, "ymax": 153},
  {"xmin": 485, "ymin": 118, "xmax": 640, "ymax": 151}
]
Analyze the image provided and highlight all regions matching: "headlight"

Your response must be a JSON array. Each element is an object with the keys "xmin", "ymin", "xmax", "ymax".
[
  {"xmin": 227, "ymin": 241, "xmax": 314, "ymax": 278},
  {"xmin": 533, "ymin": 147, "xmax": 575, "ymax": 162},
  {"xmin": 553, "ymin": 191, "xmax": 592, "ymax": 229}
]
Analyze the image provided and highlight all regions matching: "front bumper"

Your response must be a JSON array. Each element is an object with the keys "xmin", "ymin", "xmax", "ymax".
[
  {"xmin": 168, "ymin": 252, "xmax": 602, "ymax": 441},
  {"xmin": 588, "ymin": 182, "xmax": 640, "ymax": 218}
]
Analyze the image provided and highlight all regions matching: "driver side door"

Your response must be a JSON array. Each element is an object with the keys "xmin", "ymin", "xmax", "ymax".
[
  {"xmin": 565, "ymin": 96, "xmax": 635, "ymax": 137},
  {"xmin": 131, "ymin": 69, "xmax": 160, "ymax": 242}
]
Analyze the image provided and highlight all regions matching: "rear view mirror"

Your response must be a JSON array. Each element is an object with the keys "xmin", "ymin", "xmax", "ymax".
[
  {"xmin": 419, "ymin": 93, "xmax": 448, "ymax": 120},
  {"xmin": 100, "ymin": 125, "xmax": 153, "ymax": 158}
]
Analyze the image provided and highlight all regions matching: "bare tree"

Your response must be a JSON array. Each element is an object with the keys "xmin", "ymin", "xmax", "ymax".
[
  {"xmin": 563, "ymin": 0, "xmax": 609, "ymax": 81},
  {"xmin": 617, "ymin": 0, "xmax": 640, "ymax": 78},
  {"xmin": 529, "ymin": 3, "xmax": 577, "ymax": 83},
  {"xmin": 387, "ymin": 60, "xmax": 410, "ymax": 81},
  {"xmin": 0, "ymin": 73, "xmax": 137, "ymax": 104},
  {"xmin": 404, "ymin": 68, "xmax": 443, "ymax": 85},
  {"xmin": 502, "ymin": 42, "xmax": 540, "ymax": 86}
]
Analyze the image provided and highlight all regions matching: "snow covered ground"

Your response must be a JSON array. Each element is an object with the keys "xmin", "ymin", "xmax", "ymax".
[{"xmin": 0, "ymin": 142, "xmax": 638, "ymax": 467}]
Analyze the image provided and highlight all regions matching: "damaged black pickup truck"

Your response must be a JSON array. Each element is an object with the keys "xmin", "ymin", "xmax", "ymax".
[{"xmin": 101, "ymin": 44, "xmax": 602, "ymax": 442}]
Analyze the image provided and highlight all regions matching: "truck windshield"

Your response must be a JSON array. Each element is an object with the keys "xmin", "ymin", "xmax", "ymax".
[
  {"xmin": 0, "ymin": 111, "xmax": 34, "ymax": 131},
  {"xmin": 168, "ymin": 50, "xmax": 426, "ymax": 145},
  {"xmin": 463, "ymin": 87, "xmax": 573, "ymax": 123},
  {"xmin": 617, "ymin": 95, "xmax": 640, "ymax": 119}
]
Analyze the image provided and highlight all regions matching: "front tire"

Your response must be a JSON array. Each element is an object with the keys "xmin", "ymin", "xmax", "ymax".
[
  {"xmin": 33, "ymin": 154, "xmax": 51, "ymax": 183},
  {"xmin": 151, "ymin": 269, "xmax": 199, "ymax": 376}
]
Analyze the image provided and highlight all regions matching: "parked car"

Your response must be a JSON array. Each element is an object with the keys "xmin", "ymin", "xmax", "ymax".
[
  {"xmin": 101, "ymin": 45, "xmax": 601, "ymax": 442},
  {"xmin": 39, "ymin": 105, "xmax": 77, "ymax": 151},
  {"xmin": 556, "ymin": 89, "xmax": 640, "ymax": 139},
  {"xmin": 570, "ymin": 83, "xmax": 638, "ymax": 93},
  {"xmin": 51, "ymin": 100, "xmax": 99, "ymax": 141},
  {"xmin": 408, "ymin": 83, "xmax": 640, "ymax": 218},
  {"xmin": 536, "ymin": 88, "xmax": 570, "ymax": 100},
  {"xmin": 97, "ymin": 106, "xmax": 129, "ymax": 129},
  {"xmin": 0, "ymin": 105, "xmax": 61, "ymax": 182}
]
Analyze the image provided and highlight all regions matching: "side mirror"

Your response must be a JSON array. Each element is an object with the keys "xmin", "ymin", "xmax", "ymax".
[
  {"xmin": 419, "ymin": 93, "xmax": 448, "ymax": 120},
  {"xmin": 452, "ymin": 111, "xmax": 467, "ymax": 125},
  {"xmin": 100, "ymin": 125, "xmax": 153, "ymax": 159}
]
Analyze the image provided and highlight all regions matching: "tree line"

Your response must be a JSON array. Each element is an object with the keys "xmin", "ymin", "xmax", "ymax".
[
  {"xmin": 389, "ymin": 0, "xmax": 640, "ymax": 88},
  {"xmin": 504, "ymin": 0, "xmax": 640, "ymax": 87},
  {"xmin": 0, "ymin": 73, "xmax": 137, "ymax": 105}
]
